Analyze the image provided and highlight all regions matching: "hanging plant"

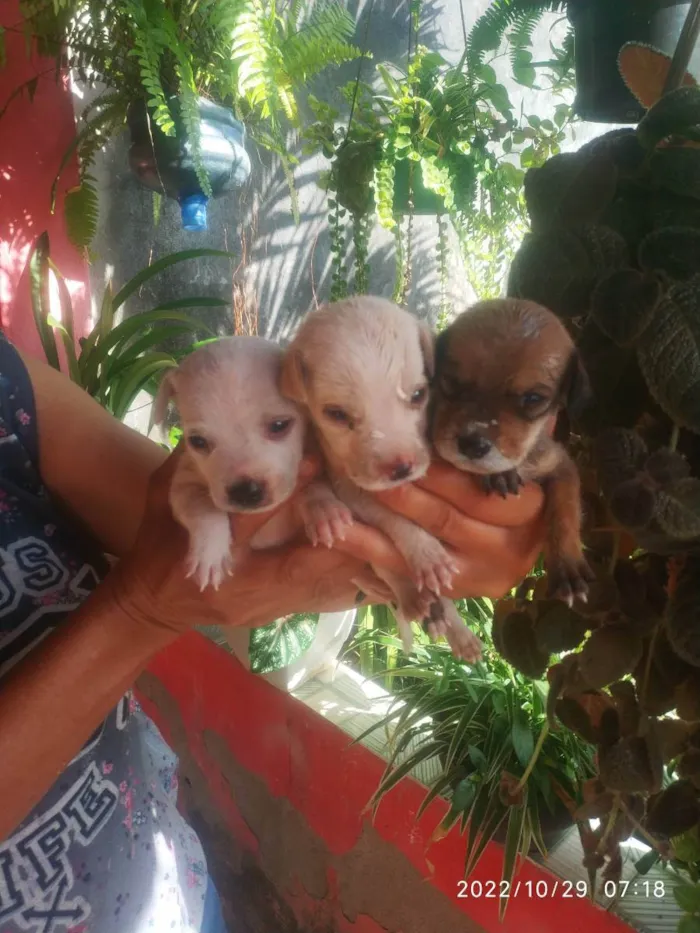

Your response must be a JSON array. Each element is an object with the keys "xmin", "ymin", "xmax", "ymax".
[
  {"xmin": 3, "ymin": 0, "xmax": 366, "ymax": 243},
  {"xmin": 304, "ymin": 32, "xmax": 572, "ymax": 300}
]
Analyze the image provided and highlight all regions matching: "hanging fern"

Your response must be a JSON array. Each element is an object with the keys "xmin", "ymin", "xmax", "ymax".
[
  {"xmin": 466, "ymin": 0, "xmax": 567, "ymax": 68},
  {"xmin": 6, "ymin": 0, "xmax": 364, "ymax": 234},
  {"xmin": 125, "ymin": 0, "xmax": 175, "ymax": 135},
  {"xmin": 282, "ymin": 2, "xmax": 364, "ymax": 97}
]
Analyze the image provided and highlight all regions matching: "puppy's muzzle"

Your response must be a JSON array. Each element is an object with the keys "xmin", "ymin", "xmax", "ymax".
[
  {"xmin": 457, "ymin": 432, "xmax": 492, "ymax": 461},
  {"xmin": 227, "ymin": 477, "xmax": 267, "ymax": 510}
]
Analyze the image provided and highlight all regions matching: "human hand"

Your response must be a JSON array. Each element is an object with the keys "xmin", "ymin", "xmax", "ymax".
[
  {"xmin": 329, "ymin": 458, "xmax": 546, "ymax": 600},
  {"xmin": 102, "ymin": 446, "xmax": 387, "ymax": 634},
  {"xmin": 105, "ymin": 448, "xmax": 545, "ymax": 636}
]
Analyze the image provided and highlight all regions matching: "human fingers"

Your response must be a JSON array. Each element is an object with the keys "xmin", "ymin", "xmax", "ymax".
[
  {"xmin": 224, "ymin": 543, "xmax": 369, "ymax": 627},
  {"xmin": 370, "ymin": 483, "xmax": 543, "ymax": 554},
  {"xmin": 331, "ymin": 511, "xmax": 544, "ymax": 599},
  {"xmin": 232, "ymin": 453, "xmax": 321, "ymax": 544},
  {"xmin": 376, "ymin": 459, "xmax": 544, "ymax": 531}
]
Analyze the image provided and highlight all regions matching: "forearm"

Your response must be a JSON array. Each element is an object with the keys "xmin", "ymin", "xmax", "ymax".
[{"xmin": 0, "ymin": 585, "xmax": 176, "ymax": 839}]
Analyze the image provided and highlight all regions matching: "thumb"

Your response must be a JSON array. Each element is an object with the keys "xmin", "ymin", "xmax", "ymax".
[{"xmin": 233, "ymin": 454, "xmax": 321, "ymax": 544}]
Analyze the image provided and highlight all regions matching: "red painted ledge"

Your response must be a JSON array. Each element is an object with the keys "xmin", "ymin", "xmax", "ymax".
[{"xmin": 142, "ymin": 631, "xmax": 634, "ymax": 933}]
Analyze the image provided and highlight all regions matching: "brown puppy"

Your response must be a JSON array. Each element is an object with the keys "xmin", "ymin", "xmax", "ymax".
[
  {"xmin": 431, "ymin": 298, "xmax": 593, "ymax": 605},
  {"xmin": 281, "ymin": 296, "xmax": 482, "ymax": 661}
]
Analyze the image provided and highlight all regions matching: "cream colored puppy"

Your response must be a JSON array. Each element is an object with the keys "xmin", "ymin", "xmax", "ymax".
[
  {"xmin": 281, "ymin": 296, "xmax": 482, "ymax": 662},
  {"xmin": 153, "ymin": 336, "xmax": 308, "ymax": 590}
]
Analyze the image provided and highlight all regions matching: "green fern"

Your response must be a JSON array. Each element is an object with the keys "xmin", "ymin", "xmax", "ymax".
[
  {"xmin": 282, "ymin": 3, "xmax": 364, "ymax": 91},
  {"xmin": 178, "ymin": 78, "xmax": 213, "ymax": 196},
  {"xmin": 467, "ymin": 0, "xmax": 566, "ymax": 68},
  {"xmin": 125, "ymin": 0, "xmax": 175, "ymax": 136},
  {"xmin": 64, "ymin": 177, "xmax": 99, "ymax": 250}
]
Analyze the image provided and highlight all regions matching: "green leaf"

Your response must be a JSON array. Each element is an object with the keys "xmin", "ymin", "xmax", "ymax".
[
  {"xmin": 46, "ymin": 259, "xmax": 80, "ymax": 384},
  {"xmin": 452, "ymin": 777, "xmax": 476, "ymax": 813},
  {"xmin": 655, "ymin": 478, "xmax": 700, "ymax": 539},
  {"xmin": 370, "ymin": 741, "xmax": 443, "ymax": 812},
  {"xmin": 500, "ymin": 790, "xmax": 528, "ymax": 921},
  {"xmin": 635, "ymin": 849, "xmax": 660, "ymax": 875},
  {"xmin": 676, "ymin": 882, "xmax": 700, "ymax": 915},
  {"xmin": 637, "ymin": 280, "xmax": 700, "ymax": 433},
  {"xmin": 637, "ymin": 87, "xmax": 700, "ymax": 150},
  {"xmin": 103, "ymin": 325, "xmax": 198, "ymax": 379},
  {"xmin": 111, "ymin": 249, "xmax": 234, "ymax": 311},
  {"xmin": 468, "ymin": 745, "xmax": 488, "ymax": 771},
  {"xmin": 249, "ymin": 613, "xmax": 319, "ymax": 674},
  {"xmin": 108, "ymin": 354, "xmax": 177, "ymax": 420},
  {"xmin": 416, "ymin": 769, "xmax": 464, "ymax": 820},
  {"xmin": 445, "ymin": 689, "xmax": 495, "ymax": 771},
  {"xmin": 29, "ymin": 233, "xmax": 60, "ymax": 372},
  {"xmin": 520, "ymin": 145, "xmax": 536, "ymax": 168},
  {"xmin": 513, "ymin": 63, "xmax": 536, "ymax": 88},
  {"xmin": 64, "ymin": 180, "xmax": 99, "ymax": 250},
  {"xmin": 679, "ymin": 915, "xmax": 700, "ymax": 933},
  {"xmin": 511, "ymin": 710, "xmax": 534, "ymax": 768}
]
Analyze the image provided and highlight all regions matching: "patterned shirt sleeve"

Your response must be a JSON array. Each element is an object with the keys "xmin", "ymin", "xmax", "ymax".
[{"xmin": 0, "ymin": 334, "xmax": 40, "ymax": 470}]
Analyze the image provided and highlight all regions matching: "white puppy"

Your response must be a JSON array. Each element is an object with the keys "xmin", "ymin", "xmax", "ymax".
[{"xmin": 153, "ymin": 337, "xmax": 307, "ymax": 590}]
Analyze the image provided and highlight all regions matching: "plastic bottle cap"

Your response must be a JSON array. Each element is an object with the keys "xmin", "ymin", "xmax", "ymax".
[{"xmin": 180, "ymin": 194, "xmax": 208, "ymax": 232}]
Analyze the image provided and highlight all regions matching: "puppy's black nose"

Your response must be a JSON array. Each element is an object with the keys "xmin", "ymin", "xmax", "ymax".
[
  {"xmin": 388, "ymin": 460, "xmax": 413, "ymax": 482},
  {"xmin": 458, "ymin": 433, "xmax": 492, "ymax": 460},
  {"xmin": 227, "ymin": 478, "xmax": 266, "ymax": 509}
]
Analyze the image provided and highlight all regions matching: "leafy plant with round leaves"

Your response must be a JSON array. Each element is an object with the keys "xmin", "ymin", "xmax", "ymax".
[{"xmin": 505, "ymin": 82, "xmax": 700, "ymax": 909}]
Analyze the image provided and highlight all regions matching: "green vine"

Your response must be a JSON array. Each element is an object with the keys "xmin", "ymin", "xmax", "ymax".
[
  {"xmin": 329, "ymin": 197, "xmax": 348, "ymax": 301},
  {"xmin": 436, "ymin": 212, "xmax": 451, "ymax": 328},
  {"xmin": 392, "ymin": 216, "xmax": 405, "ymax": 304},
  {"xmin": 352, "ymin": 211, "xmax": 371, "ymax": 294}
]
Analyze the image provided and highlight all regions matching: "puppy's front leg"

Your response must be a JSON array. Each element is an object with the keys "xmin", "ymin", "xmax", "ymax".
[
  {"xmin": 333, "ymin": 477, "xmax": 457, "ymax": 595},
  {"xmin": 541, "ymin": 450, "xmax": 593, "ymax": 606},
  {"xmin": 298, "ymin": 480, "xmax": 353, "ymax": 548},
  {"xmin": 170, "ymin": 463, "xmax": 235, "ymax": 591}
]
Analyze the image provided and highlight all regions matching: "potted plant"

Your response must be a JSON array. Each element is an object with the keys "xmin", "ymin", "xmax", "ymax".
[
  {"xmin": 4, "ymin": 0, "xmax": 365, "ymax": 243},
  {"xmin": 468, "ymin": 0, "xmax": 697, "ymax": 123},
  {"xmin": 356, "ymin": 597, "xmax": 593, "ymax": 919},
  {"xmin": 28, "ymin": 233, "xmax": 232, "ymax": 420},
  {"xmin": 499, "ymin": 78, "xmax": 700, "ymax": 905},
  {"xmin": 304, "ymin": 43, "xmax": 570, "ymax": 306}
]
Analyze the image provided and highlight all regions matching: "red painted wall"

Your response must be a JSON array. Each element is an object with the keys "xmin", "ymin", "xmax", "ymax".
[
  {"xmin": 143, "ymin": 632, "xmax": 634, "ymax": 933},
  {"xmin": 0, "ymin": 0, "xmax": 91, "ymax": 357}
]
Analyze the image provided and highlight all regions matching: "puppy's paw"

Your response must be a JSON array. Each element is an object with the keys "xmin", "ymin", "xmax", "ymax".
[
  {"xmin": 185, "ymin": 524, "xmax": 235, "ymax": 591},
  {"xmin": 423, "ymin": 599, "xmax": 483, "ymax": 663},
  {"xmin": 402, "ymin": 530, "xmax": 457, "ymax": 596},
  {"xmin": 546, "ymin": 554, "xmax": 595, "ymax": 607},
  {"xmin": 480, "ymin": 470, "xmax": 523, "ymax": 499},
  {"xmin": 301, "ymin": 497, "xmax": 353, "ymax": 549}
]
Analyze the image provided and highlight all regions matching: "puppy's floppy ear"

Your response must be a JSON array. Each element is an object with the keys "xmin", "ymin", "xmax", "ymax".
[
  {"xmin": 560, "ymin": 348, "xmax": 592, "ymax": 420},
  {"xmin": 150, "ymin": 367, "xmax": 178, "ymax": 432},
  {"xmin": 280, "ymin": 348, "xmax": 309, "ymax": 404},
  {"xmin": 418, "ymin": 321, "xmax": 435, "ymax": 381}
]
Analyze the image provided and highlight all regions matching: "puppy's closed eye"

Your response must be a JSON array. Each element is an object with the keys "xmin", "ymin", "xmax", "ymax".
[
  {"xmin": 323, "ymin": 405, "xmax": 354, "ymax": 429},
  {"xmin": 188, "ymin": 433, "xmax": 211, "ymax": 453}
]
